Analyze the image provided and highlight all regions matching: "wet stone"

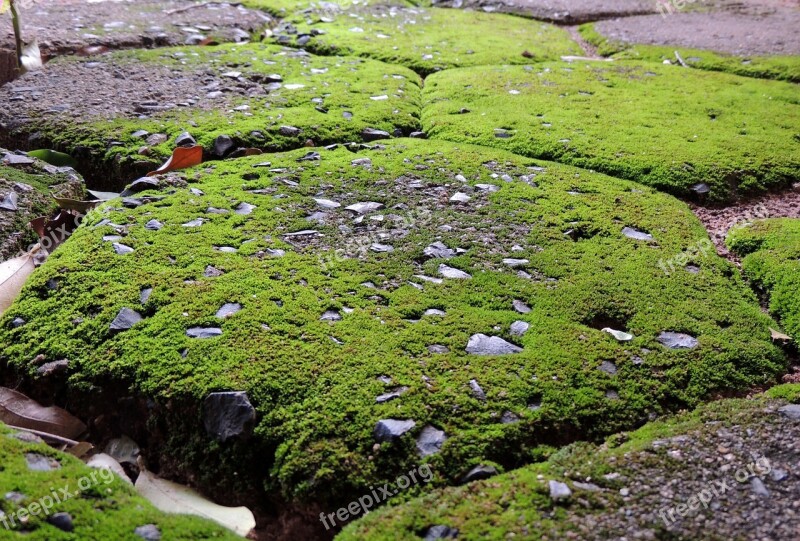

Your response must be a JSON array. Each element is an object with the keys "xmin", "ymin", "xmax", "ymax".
[
  {"xmin": 113, "ymin": 243, "xmax": 134, "ymax": 255},
  {"xmin": 186, "ymin": 327, "xmax": 223, "ymax": 339},
  {"xmin": 110, "ymin": 308, "xmax": 143, "ymax": 331},
  {"xmin": 423, "ymin": 525, "xmax": 459, "ymax": 540},
  {"xmin": 778, "ymin": 404, "xmax": 800, "ymax": 420},
  {"xmin": 424, "ymin": 242, "xmax": 456, "ymax": 259},
  {"xmin": 37, "ymin": 359, "xmax": 70, "ymax": 377},
  {"xmin": 203, "ymin": 391, "xmax": 256, "ymax": 442},
  {"xmin": 235, "ymin": 202, "xmax": 256, "ymax": 215},
  {"xmin": 11, "ymin": 317, "xmax": 25, "ymax": 328},
  {"xmin": 48, "ymin": 512, "xmax": 74, "ymax": 532},
  {"xmin": 416, "ymin": 425, "xmax": 447, "ymax": 457},
  {"xmin": 549, "ymin": 480, "xmax": 572, "ymax": 502},
  {"xmin": 175, "ymin": 132, "xmax": 196, "ymax": 147},
  {"xmin": 216, "ymin": 303, "xmax": 242, "ymax": 319},
  {"xmin": 466, "ymin": 334, "xmax": 523, "ymax": 355},
  {"xmin": 428, "ymin": 344, "xmax": 450, "ymax": 354},
  {"xmin": 438, "ymin": 264, "xmax": 471, "ymax": 279},
  {"xmin": 657, "ymin": 331, "xmax": 699, "ymax": 349},
  {"xmin": 599, "ymin": 361, "xmax": 618, "ymax": 375},
  {"xmin": 469, "ymin": 379, "xmax": 486, "ymax": 401},
  {"xmin": 376, "ymin": 386, "xmax": 409, "ymax": 404},
  {"xmin": 510, "ymin": 321, "xmax": 529, "ymax": 336},
  {"xmin": 500, "ymin": 411, "xmax": 520, "ymax": 424},
  {"xmin": 374, "ymin": 419, "xmax": 416, "ymax": 442},
  {"xmin": 362, "ymin": 128, "xmax": 391, "ymax": 141},
  {"xmin": 145, "ymin": 219, "xmax": 163, "ymax": 231},
  {"xmin": 345, "ymin": 201, "xmax": 384, "ymax": 214},
  {"xmin": 204, "ymin": 266, "xmax": 223, "ymax": 277},
  {"xmin": 512, "ymin": 300, "xmax": 531, "ymax": 313},
  {"xmin": 0, "ymin": 192, "xmax": 18, "ymax": 211},
  {"xmin": 26, "ymin": 453, "xmax": 59, "ymax": 471},
  {"xmin": 134, "ymin": 524, "xmax": 162, "ymax": 541},
  {"xmin": 460, "ymin": 464, "xmax": 497, "ymax": 484}
]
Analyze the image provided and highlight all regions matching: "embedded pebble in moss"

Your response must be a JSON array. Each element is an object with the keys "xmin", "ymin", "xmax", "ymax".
[
  {"xmin": 416, "ymin": 425, "xmax": 447, "ymax": 457},
  {"xmin": 26, "ymin": 453, "xmax": 59, "ymax": 471},
  {"xmin": 424, "ymin": 242, "xmax": 456, "ymax": 259},
  {"xmin": 376, "ymin": 386, "xmax": 409, "ymax": 404},
  {"xmin": 622, "ymin": 227, "xmax": 654, "ymax": 241},
  {"xmin": 345, "ymin": 201, "xmax": 384, "ymax": 214},
  {"xmin": 203, "ymin": 391, "xmax": 256, "ymax": 442},
  {"xmin": 321, "ymin": 309, "xmax": 342, "ymax": 321},
  {"xmin": 186, "ymin": 327, "xmax": 223, "ymax": 339},
  {"xmin": 513, "ymin": 300, "xmax": 531, "ymax": 314},
  {"xmin": 145, "ymin": 219, "xmax": 163, "ymax": 231},
  {"xmin": 374, "ymin": 419, "xmax": 416, "ymax": 442},
  {"xmin": 657, "ymin": 331, "xmax": 699, "ymax": 350},
  {"xmin": 216, "ymin": 303, "xmax": 242, "ymax": 319},
  {"xmin": 469, "ymin": 379, "xmax": 487, "ymax": 401},
  {"xmin": 467, "ymin": 334, "xmax": 523, "ymax": 355},
  {"xmin": 110, "ymin": 308, "xmax": 143, "ymax": 331},
  {"xmin": 460, "ymin": 464, "xmax": 497, "ymax": 484},
  {"xmin": 549, "ymin": 480, "xmax": 572, "ymax": 502},
  {"xmin": 48, "ymin": 512, "xmax": 75, "ymax": 532},
  {"xmin": 134, "ymin": 524, "xmax": 162, "ymax": 541},
  {"xmin": 438, "ymin": 264, "xmax": 470, "ymax": 279},
  {"xmin": 510, "ymin": 321, "xmax": 530, "ymax": 336}
]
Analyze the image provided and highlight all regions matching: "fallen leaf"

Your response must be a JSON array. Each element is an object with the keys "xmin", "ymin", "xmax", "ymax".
[
  {"xmin": 27, "ymin": 149, "xmax": 78, "ymax": 168},
  {"xmin": 146, "ymin": 146, "xmax": 203, "ymax": 177},
  {"xmin": 52, "ymin": 196, "xmax": 104, "ymax": 213},
  {"xmin": 86, "ymin": 453, "xmax": 132, "ymax": 484},
  {"xmin": 30, "ymin": 210, "xmax": 81, "ymax": 251},
  {"xmin": 135, "ymin": 467, "xmax": 255, "ymax": 536},
  {"xmin": 20, "ymin": 39, "xmax": 43, "ymax": 73},
  {"xmin": 770, "ymin": 328, "xmax": 792, "ymax": 342},
  {"xmin": 28, "ymin": 216, "xmax": 46, "ymax": 238},
  {"xmin": 65, "ymin": 441, "xmax": 94, "ymax": 459},
  {"xmin": 0, "ymin": 387, "xmax": 87, "ymax": 439},
  {"xmin": 602, "ymin": 328, "xmax": 634, "ymax": 342},
  {"xmin": 87, "ymin": 189, "xmax": 121, "ymax": 201},
  {"xmin": 0, "ymin": 252, "xmax": 35, "ymax": 314}
]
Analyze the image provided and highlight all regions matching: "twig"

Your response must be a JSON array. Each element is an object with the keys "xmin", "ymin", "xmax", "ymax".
[
  {"xmin": 5, "ymin": 424, "xmax": 81, "ymax": 447},
  {"xmin": 674, "ymin": 50, "xmax": 688, "ymax": 68},
  {"xmin": 9, "ymin": 0, "xmax": 22, "ymax": 70}
]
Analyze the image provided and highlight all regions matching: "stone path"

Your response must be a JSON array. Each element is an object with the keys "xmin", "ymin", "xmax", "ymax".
[{"xmin": 0, "ymin": 1, "xmax": 798, "ymax": 540}]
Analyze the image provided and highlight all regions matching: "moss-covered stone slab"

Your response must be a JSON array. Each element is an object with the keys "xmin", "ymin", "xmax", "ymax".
[
  {"xmin": 0, "ymin": 138, "xmax": 785, "ymax": 534},
  {"xmin": 727, "ymin": 218, "xmax": 800, "ymax": 337},
  {"xmin": 0, "ymin": 423, "xmax": 238, "ymax": 539},
  {"xmin": 339, "ymin": 389, "xmax": 800, "ymax": 540},
  {"xmin": 581, "ymin": 11, "xmax": 800, "ymax": 82},
  {"xmin": 272, "ymin": 5, "xmax": 581, "ymax": 75},
  {"xmin": 422, "ymin": 61, "xmax": 800, "ymax": 202},
  {"xmin": 0, "ymin": 43, "xmax": 421, "ymax": 187},
  {"xmin": 0, "ymin": 150, "xmax": 84, "ymax": 262},
  {"xmin": 424, "ymin": 0, "xmax": 655, "ymax": 24}
]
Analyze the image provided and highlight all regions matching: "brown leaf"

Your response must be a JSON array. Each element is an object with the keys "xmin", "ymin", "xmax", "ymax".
[
  {"xmin": 29, "ymin": 216, "xmax": 47, "ymax": 238},
  {"xmin": 771, "ymin": 328, "xmax": 792, "ymax": 343},
  {"xmin": 0, "ymin": 387, "xmax": 87, "ymax": 440},
  {"xmin": 0, "ymin": 252, "xmax": 35, "ymax": 314},
  {"xmin": 146, "ymin": 146, "xmax": 203, "ymax": 177},
  {"xmin": 65, "ymin": 441, "xmax": 94, "ymax": 458},
  {"xmin": 52, "ymin": 196, "xmax": 104, "ymax": 214}
]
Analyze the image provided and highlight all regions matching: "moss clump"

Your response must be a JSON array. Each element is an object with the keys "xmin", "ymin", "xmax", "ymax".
[
  {"xmin": 0, "ymin": 43, "xmax": 422, "ymax": 185},
  {"xmin": 241, "ymin": 0, "xmax": 417, "ymax": 17},
  {"xmin": 422, "ymin": 61, "xmax": 800, "ymax": 202},
  {"xmin": 0, "ymin": 424, "xmax": 238, "ymax": 540},
  {"xmin": 579, "ymin": 23, "xmax": 800, "ymax": 83},
  {"xmin": 274, "ymin": 6, "xmax": 581, "ymax": 76},
  {"xmin": 0, "ymin": 156, "xmax": 83, "ymax": 261},
  {"xmin": 339, "ymin": 393, "xmax": 792, "ymax": 540},
  {"xmin": 0, "ymin": 139, "xmax": 785, "ymax": 527},
  {"xmin": 727, "ymin": 218, "xmax": 800, "ymax": 338}
]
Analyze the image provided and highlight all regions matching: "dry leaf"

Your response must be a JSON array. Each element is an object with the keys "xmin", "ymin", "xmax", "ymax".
[
  {"xmin": 87, "ymin": 189, "xmax": 121, "ymax": 201},
  {"xmin": 770, "ymin": 328, "xmax": 792, "ymax": 342},
  {"xmin": 0, "ymin": 252, "xmax": 35, "ymax": 315},
  {"xmin": 0, "ymin": 387, "xmax": 87, "ymax": 439},
  {"xmin": 146, "ymin": 146, "xmax": 203, "ymax": 177},
  {"xmin": 20, "ymin": 39, "xmax": 43, "ymax": 73},
  {"xmin": 52, "ymin": 196, "xmax": 104, "ymax": 213},
  {"xmin": 86, "ymin": 453, "xmax": 132, "ymax": 484},
  {"xmin": 135, "ymin": 467, "xmax": 255, "ymax": 536},
  {"xmin": 65, "ymin": 441, "xmax": 94, "ymax": 459}
]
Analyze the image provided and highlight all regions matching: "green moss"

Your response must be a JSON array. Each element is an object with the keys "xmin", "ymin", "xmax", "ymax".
[
  {"xmin": 274, "ymin": 6, "xmax": 581, "ymax": 76},
  {"xmin": 727, "ymin": 218, "xmax": 800, "ymax": 337},
  {"xmin": 338, "ymin": 394, "xmax": 784, "ymax": 540},
  {"xmin": 765, "ymin": 383, "xmax": 800, "ymax": 402},
  {"xmin": 0, "ymin": 159, "xmax": 83, "ymax": 261},
  {"xmin": 3, "ymin": 43, "xmax": 422, "ymax": 179},
  {"xmin": 0, "ymin": 424, "xmax": 238, "ymax": 540},
  {"xmin": 0, "ymin": 139, "xmax": 785, "ymax": 515},
  {"xmin": 422, "ymin": 61, "xmax": 800, "ymax": 202},
  {"xmin": 579, "ymin": 23, "xmax": 800, "ymax": 83},
  {"xmin": 241, "ymin": 0, "xmax": 416, "ymax": 18}
]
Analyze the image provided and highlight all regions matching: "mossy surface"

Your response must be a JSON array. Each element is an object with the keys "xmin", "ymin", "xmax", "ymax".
[
  {"xmin": 241, "ymin": 0, "xmax": 417, "ymax": 18},
  {"xmin": 0, "ymin": 139, "xmax": 785, "ymax": 515},
  {"xmin": 339, "ymin": 391, "xmax": 794, "ymax": 540},
  {"xmin": 0, "ymin": 159, "xmax": 82, "ymax": 261},
  {"xmin": 0, "ymin": 43, "xmax": 421, "ymax": 183},
  {"xmin": 579, "ymin": 23, "xmax": 800, "ymax": 83},
  {"xmin": 0, "ymin": 424, "xmax": 238, "ymax": 540},
  {"xmin": 727, "ymin": 218, "xmax": 800, "ymax": 338},
  {"xmin": 422, "ymin": 61, "xmax": 800, "ymax": 202},
  {"xmin": 274, "ymin": 6, "xmax": 581, "ymax": 76}
]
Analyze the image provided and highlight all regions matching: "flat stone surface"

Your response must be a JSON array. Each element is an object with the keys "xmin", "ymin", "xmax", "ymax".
[
  {"xmin": 430, "ymin": 0, "xmax": 655, "ymax": 23},
  {"xmin": 594, "ymin": 10, "xmax": 800, "ymax": 57}
]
